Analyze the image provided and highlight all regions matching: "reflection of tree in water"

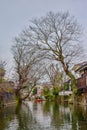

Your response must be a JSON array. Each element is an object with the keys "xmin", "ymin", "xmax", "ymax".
[
  {"xmin": 15, "ymin": 104, "xmax": 34, "ymax": 130},
  {"xmin": 42, "ymin": 101, "xmax": 52, "ymax": 116},
  {"xmin": 51, "ymin": 102, "xmax": 63, "ymax": 130},
  {"xmin": 51, "ymin": 103, "xmax": 87, "ymax": 130},
  {"xmin": 15, "ymin": 102, "xmax": 87, "ymax": 130},
  {"xmin": 0, "ymin": 105, "xmax": 16, "ymax": 130},
  {"xmin": 71, "ymin": 105, "xmax": 87, "ymax": 130},
  {"xmin": 15, "ymin": 104, "xmax": 43, "ymax": 130},
  {"xmin": 33, "ymin": 102, "xmax": 38, "ymax": 111},
  {"xmin": 51, "ymin": 102, "xmax": 73, "ymax": 130},
  {"xmin": 1, "ymin": 102, "xmax": 87, "ymax": 130},
  {"xmin": 40, "ymin": 101, "xmax": 62, "ymax": 130}
]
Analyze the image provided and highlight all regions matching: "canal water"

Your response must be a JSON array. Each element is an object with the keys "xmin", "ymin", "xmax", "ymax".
[{"xmin": 0, "ymin": 101, "xmax": 87, "ymax": 130}]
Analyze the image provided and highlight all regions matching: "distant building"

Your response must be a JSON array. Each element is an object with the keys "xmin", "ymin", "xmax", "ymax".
[
  {"xmin": 0, "ymin": 81, "xmax": 15, "ymax": 104},
  {"xmin": 59, "ymin": 62, "xmax": 87, "ymax": 96},
  {"xmin": 74, "ymin": 61, "xmax": 87, "ymax": 94}
]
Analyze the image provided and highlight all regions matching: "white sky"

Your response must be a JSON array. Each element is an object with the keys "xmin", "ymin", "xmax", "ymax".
[{"xmin": 0, "ymin": 0, "xmax": 87, "ymax": 78}]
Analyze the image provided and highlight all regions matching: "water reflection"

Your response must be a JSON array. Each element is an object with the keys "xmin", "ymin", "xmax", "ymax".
[
  {"xmin": 0, "ymin": 105, "xmax": 17, "ymax": 130},
  {"xmin": 0, "ymin": 102, "xmax": 87, "ymax": 130}
]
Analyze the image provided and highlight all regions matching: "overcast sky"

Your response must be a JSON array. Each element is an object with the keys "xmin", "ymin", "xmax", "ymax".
[{"xmin": 0, "ymin": 0, "xmax": 87, "ymax": 78}]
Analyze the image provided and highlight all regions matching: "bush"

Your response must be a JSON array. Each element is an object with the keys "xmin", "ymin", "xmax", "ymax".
[
  {"xmin": 73, "ymin": 88, "xmax": 78, "ymax": 95},
  {"xmin": 63, "ymin": 82, "xmax": 69, "ymax": 90}
]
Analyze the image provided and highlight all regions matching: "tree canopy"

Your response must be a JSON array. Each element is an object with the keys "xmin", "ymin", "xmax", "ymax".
[{"xmin": 12, "ymin": 11, "xmax": 84, "ymax": 102}]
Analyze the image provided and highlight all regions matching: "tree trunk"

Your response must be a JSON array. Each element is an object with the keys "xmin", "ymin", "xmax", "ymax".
[
  {"xmin": 15, "ymin": 89, "xmax": 22, "ymax": 104},
  {"xmin": 61, "ymin": 58, "xmax": 77, "ymax": 90},
  {"xmin": 15, "ymin": 84, "xmax": 36, "ymax": 103}
]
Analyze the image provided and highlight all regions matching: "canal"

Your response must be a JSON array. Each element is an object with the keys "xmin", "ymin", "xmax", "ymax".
[{"xmin": 0, "ymin": 101, "xmax": 87, "ymax": 130}]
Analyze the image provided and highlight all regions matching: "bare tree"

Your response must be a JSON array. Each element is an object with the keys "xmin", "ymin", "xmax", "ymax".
[
  {"xmin": 11, "ymin": 38, "xmax": 45, "ymax": 103},
  {"xmin": 27, "ymin": 11, "xmax": 84, "ymax": 89},
  {"xmin": 0, "ymin": 60, "xmax": 6, "ymax": 69},
  {"xmin": 0, "ymin": 60, "xmax": 6, "ymax": 81},
  {"xmin": 45, "ymin": 63, "xmax": 63, "ymax": 90}
]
